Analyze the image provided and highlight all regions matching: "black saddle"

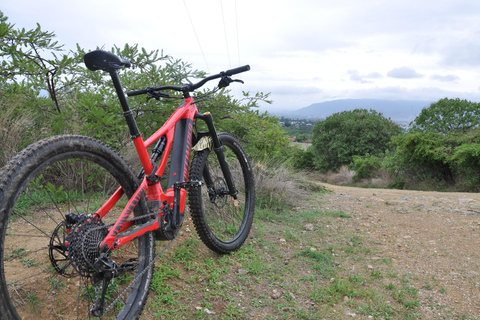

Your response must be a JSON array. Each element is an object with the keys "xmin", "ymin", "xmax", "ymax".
[{"xmin": 84, "ymin": 50, "xmax": 131, "ymax": 72}]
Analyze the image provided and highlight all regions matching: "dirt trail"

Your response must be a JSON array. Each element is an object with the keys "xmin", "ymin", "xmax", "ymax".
[{"xmin": 319, "ymin": 183, "xmax": 480, "ymax": 319}]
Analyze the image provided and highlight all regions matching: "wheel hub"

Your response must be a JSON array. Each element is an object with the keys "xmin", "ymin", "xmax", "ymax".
[{"xmin": 208, "ymin": 177, "xmax": 228, "ymax": 208}]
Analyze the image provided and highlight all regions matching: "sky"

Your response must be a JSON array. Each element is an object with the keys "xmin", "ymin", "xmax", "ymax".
[{"xmin": 3, "ymin": 0, "xmax": 480, "ymax": 112}]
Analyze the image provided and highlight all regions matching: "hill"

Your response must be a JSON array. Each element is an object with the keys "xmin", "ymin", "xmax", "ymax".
[{"xmin": 281, "ymin": 99, "xmax": 432, "ymax": 122}]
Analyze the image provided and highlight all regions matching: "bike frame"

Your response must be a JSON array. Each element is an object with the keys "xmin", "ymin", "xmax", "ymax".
[{"xmin": 92, "ymin": 69, "xmax": 211, "ymax": 252}]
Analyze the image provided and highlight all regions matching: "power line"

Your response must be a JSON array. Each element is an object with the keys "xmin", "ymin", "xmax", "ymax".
[
  {"xmin": 219, "ymin": 0, "xmax": 231, "ymax": 67},
  {"xmin": 182, "ymin": 0, "xmax": 210, "ymax": 72},
  {"xmin": 234, "ymin": 0, "xmax": 241, "ymax": 66}
]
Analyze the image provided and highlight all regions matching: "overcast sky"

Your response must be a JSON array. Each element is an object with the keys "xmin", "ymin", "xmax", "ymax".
[{"xmin": 3, "ymin": 0, "xmax": 480, "ymax": 112}]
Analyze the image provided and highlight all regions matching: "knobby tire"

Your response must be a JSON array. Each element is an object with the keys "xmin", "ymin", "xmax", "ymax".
[{"xmin": 0, "ymin": 135, "xmax": 154, "ymax": 320}]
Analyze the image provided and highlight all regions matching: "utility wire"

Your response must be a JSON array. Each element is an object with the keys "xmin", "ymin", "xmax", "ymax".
[
  {"xmin": 234, "ymin": 0, "xmax": 241, "ymax": 66},
  {"xmin": 219, "ymin": 0, "xmax": 232, "ymax": 67},
  {"xmin": 183, "ymin": 0, "xmax": 210, "ymax": 72}
]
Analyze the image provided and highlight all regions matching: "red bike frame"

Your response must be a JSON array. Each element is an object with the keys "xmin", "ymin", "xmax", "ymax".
[
  {"xmin": 94, "ymin": 97, "xmax": 198, "ymax": 251},
  {"xmin": 82, "ymin": 49, "xmax": 249, "ymax": 254}
]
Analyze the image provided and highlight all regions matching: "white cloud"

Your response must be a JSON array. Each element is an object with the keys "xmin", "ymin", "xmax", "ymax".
[
  {"xmin": 348, "ymin": 70, "xmax": 383, "ymax": 83},
  {"xmin": 387, "ymin": 67, "xmax": 423, "ymax": 79},
  {"xmin": 3, "ymin": 0, "xmax": 480, "ymax": 112},
  {"xmin": 430, "ymin": 74, "xmax": 460, "ymax": 82}
]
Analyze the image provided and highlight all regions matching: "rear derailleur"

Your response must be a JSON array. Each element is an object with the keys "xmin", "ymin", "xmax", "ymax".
[{"xmin": 90, "ymin": 253, "xmax": 138, "ymax": 317}]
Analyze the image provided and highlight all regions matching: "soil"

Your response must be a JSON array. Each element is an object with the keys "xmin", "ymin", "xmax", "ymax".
[{"xmin": 318, "ymin": 182, "xmax": 480, "ymax": 319}]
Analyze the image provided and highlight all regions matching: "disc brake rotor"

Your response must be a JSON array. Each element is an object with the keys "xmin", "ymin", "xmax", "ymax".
[{"xmin": 211, "ymin": 177, "xmax": 227, "ymax": 208}]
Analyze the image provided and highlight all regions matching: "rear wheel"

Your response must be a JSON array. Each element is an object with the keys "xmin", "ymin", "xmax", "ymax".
[
  {"xmin": 0, "ymin": 135, "xmax": 154, "ymax": 319},
  {"xmin": 188, "ymin": 133, "xmax": 255, "ymax": 254}
]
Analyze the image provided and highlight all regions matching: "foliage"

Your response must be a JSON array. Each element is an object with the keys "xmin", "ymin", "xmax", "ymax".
[
  {"xmin": 382, "ymin": 97, "xmax": 480, "ymax": 190},
  {"xmin": 384, "ymin": 132, "xmax": 455, "ymax": 184},
  {"xmin": 311, "ymin": 109, "xmax": 402, "ymax": 172},
  {"xmin": 0, "ymin": 11, "xmax": 78, "ymax": 113},
  {"xmin": 349, "ymin": 153, "xmax": 383, "ymax": 181},
  {"xmin": 291, "ymin": 145, "xmax": 316, "ymax": 170},
  {"xmin": 0, "ymin": 11, "xmax": 288, "ymax": 164},
  {"xmin": 410, "ymin": 98, "xmax": 480, "ymax": 134},
  {"xmin": 384, "ymin": 127, "xmax": 480, "ymax": 190}
]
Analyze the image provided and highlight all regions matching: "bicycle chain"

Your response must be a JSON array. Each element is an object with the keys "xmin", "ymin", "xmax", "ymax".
[
  {"xmin": 78, "ymin": 210, "xmax": 176, "ymax": 316},
  {"xmin": 102, "ymin": 239, "xmax": 174, "ymax": 315}
]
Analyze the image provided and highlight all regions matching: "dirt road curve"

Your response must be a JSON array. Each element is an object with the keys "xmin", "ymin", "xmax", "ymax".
[{"xmin": 319, "ymin": 183, "xmax": 480, "ymax": 319}]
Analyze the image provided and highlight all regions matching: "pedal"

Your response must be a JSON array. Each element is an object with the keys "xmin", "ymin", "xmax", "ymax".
[{"xmin": 174, "ymin": 180, "xmax": 202, "ymax": 190}]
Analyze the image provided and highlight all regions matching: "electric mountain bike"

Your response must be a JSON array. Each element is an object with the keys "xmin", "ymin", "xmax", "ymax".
[{"xmin": 0, "ymin": 49, "xmax": 255, "ymax": 319}]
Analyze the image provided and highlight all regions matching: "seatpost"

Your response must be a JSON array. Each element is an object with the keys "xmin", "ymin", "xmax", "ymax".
[
  {"xmin": 109, "ymin": 70, "xmax": 153, "ymax": 174},
  {"xmin": 109, "ymin": 70, "xmax": 141, "ymax": 139}
]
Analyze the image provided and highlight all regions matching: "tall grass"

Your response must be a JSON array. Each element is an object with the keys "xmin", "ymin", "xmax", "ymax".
[
  {"xmin": 252, "ymin": 158, "xmax": 323, "ymax": 209},
  {"xmin": 0, "ymin": 100, "xmax": 36, "ymax": 168}
]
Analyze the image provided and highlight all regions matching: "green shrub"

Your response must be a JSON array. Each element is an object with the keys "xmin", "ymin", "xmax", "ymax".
[
  {"xmin": 349, "ymin": 154, "xmax": 382, "ymax": 181},
  {"xmin": 311, "ymin": 109, "xmax": 402, "ymax": 172}
]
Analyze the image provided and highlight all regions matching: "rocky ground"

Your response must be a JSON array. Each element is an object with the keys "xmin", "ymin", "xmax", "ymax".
[{"xmin": 319, "ymin": 183, "xmax": 480, "ymax": 319}]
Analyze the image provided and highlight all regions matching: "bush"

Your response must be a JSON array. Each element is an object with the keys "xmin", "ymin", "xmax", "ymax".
[
  {"xmin": 311, "ymin": 109, "xmax": 402, "ymax": 172},
  {"xmin": 384, "ymin": 128, "xmax": 480, "ymax": 191},
  {"xmin": 410, "ymin": 98, "xmax": 480, "ymax": 134},
  {"xmin": 1, "ymin": 12, "xmax": 289, "ymax": 164},
  {"xmin": 349, "ymin": 154, "xmax": 383, "ymax": 181},
  {"xmin": 291, "ymin": 146, "xmax": 316, "ymax": 170},
  {"xmin": 382, "ymin": 98, "xmax": 480, "ymax": 191}
]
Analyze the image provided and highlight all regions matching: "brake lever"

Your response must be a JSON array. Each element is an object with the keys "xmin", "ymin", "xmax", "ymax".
[
  {"xmin": 218, "ymin": 74, "xmax": 244, "ymax": 89},
  {"xmin": 146, "ymin": 91, "xmax": 172, "ymax": 101}
]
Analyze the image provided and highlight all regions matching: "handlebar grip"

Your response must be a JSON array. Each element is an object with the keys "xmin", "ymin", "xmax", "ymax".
[
  {"xmin": 126, "ymin": 89, "xmax": 148, "ymax": 97},
  {"xmin": 224, "ymin": 65, "xmax": 250, "ymax": 76}
]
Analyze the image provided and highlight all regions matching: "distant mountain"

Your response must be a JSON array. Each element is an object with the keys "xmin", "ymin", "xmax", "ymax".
[{"xmin": 280, "ymin": 99, "xmax": 432, "ymax": 123}]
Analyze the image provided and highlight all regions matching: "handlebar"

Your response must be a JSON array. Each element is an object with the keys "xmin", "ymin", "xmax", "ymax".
[{"xmin": 126, "ymin": 65, "xmax": 250, "ymax": 97}]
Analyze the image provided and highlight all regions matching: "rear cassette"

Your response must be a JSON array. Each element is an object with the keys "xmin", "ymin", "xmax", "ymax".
[{"xmin": 66, "ymin": 216, "xmax": 108, "ymax": 277}]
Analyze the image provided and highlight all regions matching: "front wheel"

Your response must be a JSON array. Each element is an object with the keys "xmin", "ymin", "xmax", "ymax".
[
  {"xmin": 188, "ymin": 133, "xmax": 255, "ymax": 254},
  {"xmin": 0, "ymin": 135, "xmax": 154, "ymax": 320}
]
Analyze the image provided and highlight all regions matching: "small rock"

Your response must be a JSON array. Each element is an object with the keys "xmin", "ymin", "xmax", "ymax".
[
  {"xmin": 289, "ymin": 292, "xmax": 296, "ymax": 300},
  {"xmin": 467, "ymin": 271, "xmax": 479, "ymax": 277},
  {"xmin": 272, "ymin": 289, "xmax": 282, "ymax": 299},
  {"xmin": 367, "ymin": 265, "xmax": 374, "ymax": 270},
  {"xmin": 237, "ymin": 268, "xmax": 249, "ymax": 275},
  {"xmin": 304, "ymin": 223, "xmax": 314, "ymax": 231},
  {"xmin": 204, "ymin": 308, "xmax": 215, "ymax": 315},
  {"xmin": 279, "ymin": 238, "xmax": 286, "ymax": 243}
]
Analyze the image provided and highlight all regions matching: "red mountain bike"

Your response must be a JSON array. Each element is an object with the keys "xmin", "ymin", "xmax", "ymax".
[{"xmin": 0, "ymin": 50, "xmax": 255, "ymax": 319}]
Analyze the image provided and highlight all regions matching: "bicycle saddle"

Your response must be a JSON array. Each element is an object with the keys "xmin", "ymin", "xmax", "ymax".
[{"xmin": 84, "ymin": 50, "xmax": 131, "ymax": 72}]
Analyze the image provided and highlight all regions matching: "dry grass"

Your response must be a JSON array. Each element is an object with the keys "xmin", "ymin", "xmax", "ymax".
[
  {"xmin": 316, "ymin": 165, "xmax": 390, "ymax": 188},
  {"xmin": 318, "ymin": 165, "xmax": 355, "ymax": 185},
  {"xmin": 253, "ymin": 159, "xmax": 312, "ymax": 208},
  {"xmin": 0, "ymin": 105, "xmax": 35, "ymax": 169}
]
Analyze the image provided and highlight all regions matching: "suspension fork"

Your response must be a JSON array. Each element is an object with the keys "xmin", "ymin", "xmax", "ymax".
[{"xmin": 194, "ymin": 112, "xmax": 238, "ymax": 199}]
